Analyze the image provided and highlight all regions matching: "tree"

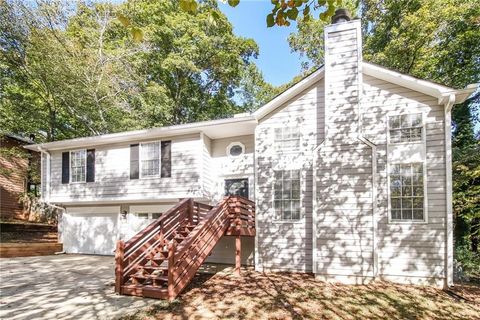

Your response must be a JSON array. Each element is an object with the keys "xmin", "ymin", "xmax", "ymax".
[
  {"xmin": 177, "ymin": 0, "xmax": 344, "ymax": 28},
  {"xmin": 288, "ymin": 0, "xmax": 358, "ymax": 70},
  {"xmin": 0, "ymin": 0, "xmax": 139, "ymax": 141},
  {"xmin": 0, "ymin": 0, "xmax": 261, "ymax": 140}
]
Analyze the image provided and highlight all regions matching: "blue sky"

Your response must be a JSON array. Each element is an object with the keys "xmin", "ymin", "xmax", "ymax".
[{"xmin": 219, "ymin": 2, "xmax": 305, "ymax": 87}]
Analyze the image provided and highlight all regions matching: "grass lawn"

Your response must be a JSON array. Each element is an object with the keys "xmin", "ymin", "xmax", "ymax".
[{"xmin": 120, "ymin": 270, "xmax": 480, "ymax": 320}]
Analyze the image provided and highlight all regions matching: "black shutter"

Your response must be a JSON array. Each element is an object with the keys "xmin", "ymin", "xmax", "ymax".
[
  {"xmin": 61, "ymin": 152, "xmax": 70, "ymax": 184},
  {"xmin": 130, "ymin": 144, "xmax": 139, "ymax": 179},
  {"xmin": 86, "ymin": 149, "xmax": 95, "ymax": 182},
  {"xmin": 161, "ymin": 141, "xmax": 171, "ymax": 178}
]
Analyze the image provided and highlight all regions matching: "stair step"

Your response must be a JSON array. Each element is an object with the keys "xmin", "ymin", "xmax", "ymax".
[
  {"xmin": 132, "ymin": 274, "xmax": 168, "ymax": 282},
  {"xmin": 121, "ymin": 284, "xmax": 168, "ymax": 299},
  {"xmin": 131, "ymin": 274, "xmax": 168, "ymax": 286},
  {"xmin": 138, "ymin": 266, "xmax": 169, "ymax": 275}
]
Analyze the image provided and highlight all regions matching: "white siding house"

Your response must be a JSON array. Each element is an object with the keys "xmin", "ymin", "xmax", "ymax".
[{"xmin": 26, "ymin": 14, "xmax": 476, "ymax": 288}]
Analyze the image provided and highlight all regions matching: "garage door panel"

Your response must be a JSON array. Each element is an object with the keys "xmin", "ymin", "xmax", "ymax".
[{"xmin": 63, "ymin": 212, "xmax": 118, "ymax": 255}]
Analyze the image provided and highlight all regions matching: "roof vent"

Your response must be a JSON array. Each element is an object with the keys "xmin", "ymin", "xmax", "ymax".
[{"xmin": 331, "ymin": 8, "xmax": 351, "ymax": 24}]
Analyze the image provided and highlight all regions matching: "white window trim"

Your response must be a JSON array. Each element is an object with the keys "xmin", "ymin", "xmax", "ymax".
[
  {"xmin": 387, "ymin": 161, "xmax": 428, "ymax": 224},
  {"xmin": 139, "ymin": 141, "xmax": 161, "ymax": 179},
  {"xmin": 273, "ymin": 125, "xmax": 301, "ymax": 154},
  {"xmin": 226, "ymin": 142, "xmax": 245, "ymax": 158},
  {"xmin": 387, "ymin": 112, "xmax": 425, "ymax": 145},
  {"xmin": 271, "ymin": 169, "xmax": 305, "ymax": 223},
  {"xmin": 69, "ymin": 149, "xmax": 87, "ymax": 184}
]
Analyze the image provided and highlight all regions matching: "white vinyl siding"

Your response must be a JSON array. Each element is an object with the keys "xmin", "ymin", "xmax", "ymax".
[
  {"xmin": 389, "ymin": 163, "xmax": 425, "ymax": 221},
  {"xmin": 70, "ymin": 150, "xmax": 86, "ymax": 183},
  {"xmin": 140, "ymin": 142, "xmax": 160, "ymax": 177},
  {"xmin": 362, "ymin": 74, "xmax": 446, "ymax": 283},
  {"xmin": 274, "ymin": 170, "xmax": 301, "ymax": 220},
  {"xmin": 48, "ymin": 133, "xmax": 202, "ymax": 203},
  {"xmin": 388, "ymin": 113, "xmax": 423, "ymax": 143},
  {"xmin": 256, "ymin": 77, "xmax": 323, "ymax": 273}
]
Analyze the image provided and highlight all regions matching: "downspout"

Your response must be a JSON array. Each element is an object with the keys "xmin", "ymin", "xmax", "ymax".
[
  {"xmin": 443, "ymin": 93, "xmax": 455, "ymax": 288},
  {"xmin": 357, "ymin": 136, "xmax": 377, "ymax": 279}
]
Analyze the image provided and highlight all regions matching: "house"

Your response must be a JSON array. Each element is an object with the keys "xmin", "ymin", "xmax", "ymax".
[
  {"xmin": 1, "ymin": 133, "xmax": 40, "ymax": 221},
  {"xmin": 24, "ymin": 11, "xmax": 477, "ymax": 294}
]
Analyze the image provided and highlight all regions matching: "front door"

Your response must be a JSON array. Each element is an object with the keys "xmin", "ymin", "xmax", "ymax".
[{"xmin": 224, "ymin": 178, "xmax": 249, "ymax": 199}]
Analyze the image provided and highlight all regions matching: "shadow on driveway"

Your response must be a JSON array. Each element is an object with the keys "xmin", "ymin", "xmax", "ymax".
[{"xmin": 0, "ymin": 254, "xmax": 153, "ymax": 320}]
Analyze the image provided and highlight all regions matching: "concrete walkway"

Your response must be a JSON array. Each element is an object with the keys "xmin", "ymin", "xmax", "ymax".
[{"xmin": 0, "ymin": 254, "xmax": 153, "ymax": 320}]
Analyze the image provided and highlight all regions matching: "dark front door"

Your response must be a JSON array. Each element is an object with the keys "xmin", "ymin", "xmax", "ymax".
[{"xmin": 224, "ymin": 178, "xmax": 249, "ymax": 199}]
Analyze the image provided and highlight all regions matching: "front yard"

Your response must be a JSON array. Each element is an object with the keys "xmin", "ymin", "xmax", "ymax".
[
  {"xmin": 1, "ymin": 255, "xmax": 478, "ymax": 320},
  {"xmin": 122, "ymin": 270, "xmax": 480, "ymax": 320}
]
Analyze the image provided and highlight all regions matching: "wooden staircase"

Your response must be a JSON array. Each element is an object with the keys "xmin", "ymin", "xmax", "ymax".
[{"xmin": 115, "ymin": 196, "xmax": 255, "ymax": 300}]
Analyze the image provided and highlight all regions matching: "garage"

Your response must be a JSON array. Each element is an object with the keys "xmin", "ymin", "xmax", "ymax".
[{"xmin": 62, "ymin": 206, "xmax": 119, "ymax": 255}]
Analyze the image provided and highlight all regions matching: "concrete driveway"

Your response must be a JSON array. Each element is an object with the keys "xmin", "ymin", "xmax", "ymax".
[{"xmin": 0, "ymin": 254, "xmax": 153, "ymax": 320}]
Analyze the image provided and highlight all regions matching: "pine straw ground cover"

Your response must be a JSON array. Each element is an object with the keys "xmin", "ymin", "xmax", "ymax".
[{"xmin": 120, "ymin": 270, "xmax": 480, "ymax": 320}]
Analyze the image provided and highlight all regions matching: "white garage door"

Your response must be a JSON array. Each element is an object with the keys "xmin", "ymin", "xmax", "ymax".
[{"xmin": 63, "ymin": 207, "xmax": 119, "ymax": 255}]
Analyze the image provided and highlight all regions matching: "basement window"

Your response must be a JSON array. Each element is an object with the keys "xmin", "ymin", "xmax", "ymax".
[
  {"xmin": 274, "ymin": 170, "xmax": 301, "ymax": 220},
  {"xmin": 388, "ymin": 113, "xmax": 423, "ymax": 143},
  {"xmin": 389, "ymin": 163, "xmax": 425, "ymax": 222}
]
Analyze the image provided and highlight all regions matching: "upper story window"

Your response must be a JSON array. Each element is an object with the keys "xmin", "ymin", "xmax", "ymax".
[
  {"xmin": 274, "ymin": 170, "xmax": 301, "ymax": 220},
  {"xmin": 70, "ymin": 150, "xmax": 86, "ymax": 183},
  {"xmin": 140, "ymin": 142, "xmax": 160, "ymax": 177},
  {"xmin": 274, "ymin": 127, "xmax": 300, "ymax": 153},
  {"xmin": 389, "ymin": 163, "xmax": 425, "ymax": 222},
  {"xmin": 388, "ymin": 113, "xmax": 423, "ymax": 143}
]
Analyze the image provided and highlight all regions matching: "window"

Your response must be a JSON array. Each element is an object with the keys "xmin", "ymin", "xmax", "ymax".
[
  {"xmin": 135, "ymin": 213, "xmax": 149, "ymax": 219},
  {"xmin": 274, "ymin": 170, "xmax": 301, "ymax": 220},
  {"xmin": 151, "ymin": 213, "xmax": 162, "ymax": 219},
  {"xmin": 140, "ymin": 142, "xmax": 160, "ymax": 177},
  {"xmin": 390, "ymin": 163, "xmax": 425, "ymax": 221},
  {"xmin": 274, "ymin": 127, "xmax": 300, "ymax": 152},
  {"xmin": 388, "ymin": 113, "xmax": 423, "ymax": 143},
  {"xmin": 227, "ymin": 142, "xmax": 245, "ymax": 157},
  {"xmin": 70, "ymin": 150, "xmax": 86, "ymax": 183}
]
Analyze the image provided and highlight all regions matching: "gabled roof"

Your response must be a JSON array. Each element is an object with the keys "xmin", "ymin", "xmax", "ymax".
[
  {"xmin": 24, "ymin": 115, "xmax": 257, "ymax": 151},
  {"xmin": 253, "ymin": 62, "xmax": 477, "ymax": 120},
  {"xmin": 24, "ymin": 61, "xmax": 477, "ymax": 152}
]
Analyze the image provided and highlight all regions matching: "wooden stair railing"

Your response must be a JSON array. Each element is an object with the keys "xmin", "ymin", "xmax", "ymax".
[
  {"xmin": 115, "ymin": 198, "xmax": 198, "ymax": 293},
  {"xmin": 115, "ymin": 195, "xmax": 255, "ymax": 300}
]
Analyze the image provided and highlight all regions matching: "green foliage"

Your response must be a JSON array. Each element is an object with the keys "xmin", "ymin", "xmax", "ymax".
[
  {"xmin": 175, "ymin": 0, "xmax": 342, "ymax": 27},
  {"xmin": 288, "ymin": 0, "xmax": 357, "ymax": 70},
  {"xmin": 0, "ymin": 0, "xmax": 261, "ymax": 141}
]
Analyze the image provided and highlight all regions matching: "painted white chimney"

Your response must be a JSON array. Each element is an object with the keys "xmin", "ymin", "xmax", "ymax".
[{"xmin": 323, "ymin": 9, "xmax": 362, "ymax": 140}]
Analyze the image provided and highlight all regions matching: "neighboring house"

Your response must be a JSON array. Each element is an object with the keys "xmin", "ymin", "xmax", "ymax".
[
  {"xmin": 25, "ymin": 14, "xmax": 477, "ymax": 288},
  {"xmin": 0, "ymin": 133, "xmax": 39, "ymax": 221}
]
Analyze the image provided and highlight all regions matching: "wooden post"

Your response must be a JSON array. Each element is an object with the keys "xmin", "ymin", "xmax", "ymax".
[
  {"xmin": 168, "ymin": 241, "xmax": 176, "ymax": 301},
  {"xmin": 188, "ymin": 198, "xmax": 194, "ymax": 225},
  {"xmin": 235, "ymin": 235, "xmax": 241, "ymax": 276},
  {"xmin": 115, "ymin": 240, "xmax": 125, "ymax": 294}
]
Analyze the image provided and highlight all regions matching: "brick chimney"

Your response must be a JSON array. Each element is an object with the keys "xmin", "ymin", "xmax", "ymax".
[{"xmin": 323, "ymin": 9, "xmax": 362, "ymax": 140}]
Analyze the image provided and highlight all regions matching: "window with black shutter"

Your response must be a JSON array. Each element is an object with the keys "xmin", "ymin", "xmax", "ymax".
[
  {"xmin": 61, "ymin": 152, "xmax": 70, "ymax": 184},
  {"xmin": 130, "ymin": 144, "xmax": 139, "ymax": 179},
  {"xmin": 86, "ymin": 149, "xmax": 95, "ymax": 182},
  {"xmin": 161, "ymin": 141, "xmax": 171, "ymax": 178}
]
